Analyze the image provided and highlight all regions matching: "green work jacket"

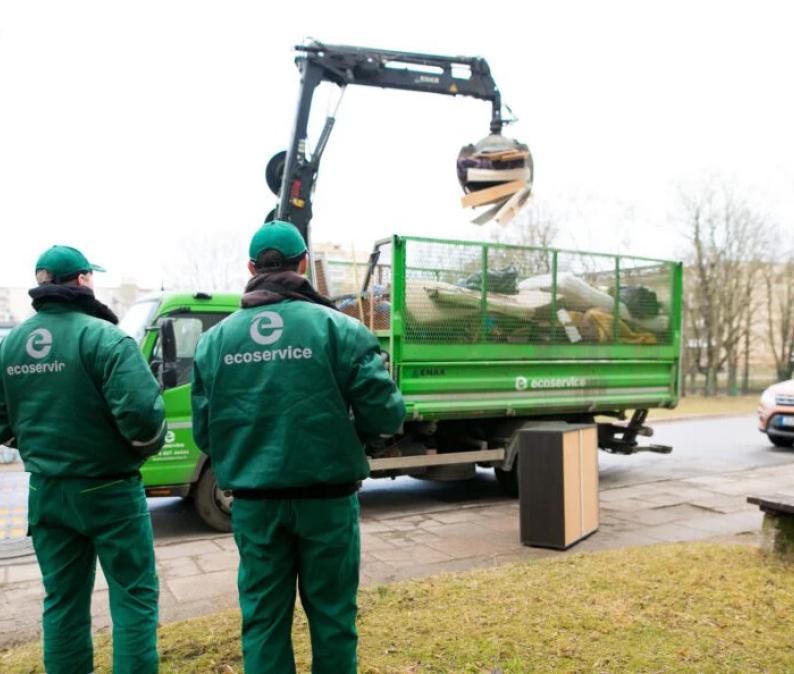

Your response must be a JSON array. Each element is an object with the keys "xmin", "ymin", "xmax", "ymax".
[
  {"xmin": 191, "ymin": 300, "xmax": 405, "ymax": 491},
  {"xmin": 0, "ymin": 303, "xmax": 166, "ymax": 477}
]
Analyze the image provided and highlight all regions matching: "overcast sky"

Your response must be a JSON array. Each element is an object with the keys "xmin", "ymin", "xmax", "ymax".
[{"xmin": 1, "ymin": 0, "xmax": 793, "ymax": 290}]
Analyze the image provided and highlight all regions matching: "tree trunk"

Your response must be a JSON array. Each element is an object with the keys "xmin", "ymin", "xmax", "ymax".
[
  {"xmin": 727, "ymin": 355, "xmax": 738, "ymax": 396},
  {"xmin": 704, "ymin": 363, "xmax": 718, "ymax": 396},
  {"xmin": 741, "ymin": 309, "xmax": 751, "ymax": 393}
]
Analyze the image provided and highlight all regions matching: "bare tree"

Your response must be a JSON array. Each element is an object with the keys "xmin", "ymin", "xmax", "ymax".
[
  {"xmin": 680, "ymin": 180, "xmax": 769, "ymax": 396},
  {"xmin": 681, "ymin": 266, "xmax": 702, "ymax": 397},
  {"xmin": 489, "ymin": 200, "xmax": 559, "ymax": 275},
  {"xmin": 492, "ymin": 200, "xmax": 559, "ymax": 250},
  {"xmin": 763, "ymin": 248, "xmax": 794, "ymax": 381},
  {"xmin": 164, "ymin": 233, "xmax": 250, "ymax": 292}
]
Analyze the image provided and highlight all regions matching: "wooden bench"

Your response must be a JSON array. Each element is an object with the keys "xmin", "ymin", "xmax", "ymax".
[{"xmin": 747, "ymin": 496, "xmax": 794, "ymax": 560}]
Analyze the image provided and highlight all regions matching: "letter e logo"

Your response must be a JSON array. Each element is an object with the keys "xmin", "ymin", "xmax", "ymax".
[
  {"xmin": 26, "ymin": 328, "xmax": 53, "ymax": 359},
  {"xmin": 250, "ymin": 311, "xmax": 284, "ymax": 346}
]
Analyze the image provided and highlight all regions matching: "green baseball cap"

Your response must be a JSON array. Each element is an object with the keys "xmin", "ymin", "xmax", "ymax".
[
  {"xmin": 249, "ymin": 221, "xmax": 307, "ymax": 261},
  {"xmin": 35, "ymin": 245, "xmax": 106, "ymax": 281}
]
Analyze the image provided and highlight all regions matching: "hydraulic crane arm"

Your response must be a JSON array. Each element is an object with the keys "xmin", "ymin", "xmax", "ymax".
[{"xmin": 269, "ymin": 40, "xmax": 509, "ymax": 244}]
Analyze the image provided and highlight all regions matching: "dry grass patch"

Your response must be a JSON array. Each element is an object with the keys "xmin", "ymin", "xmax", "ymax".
[
  {"xmin": 648, "ymin": 394, "xmax": 759, "ymax": 420},
  {"xmin": 2, "ymin": 543, "xmax": 793, "ymax": 673}
]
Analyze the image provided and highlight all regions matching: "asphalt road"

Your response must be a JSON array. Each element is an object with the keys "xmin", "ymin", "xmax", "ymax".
[{"xmin": 148, "ymin": 413, "xmax": 794, "ymax": 542}]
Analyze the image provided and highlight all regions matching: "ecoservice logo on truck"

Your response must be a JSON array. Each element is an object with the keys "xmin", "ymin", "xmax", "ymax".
[{"xmin": 515, "ymin": 376, "xmax": 589, "ymax": 391}]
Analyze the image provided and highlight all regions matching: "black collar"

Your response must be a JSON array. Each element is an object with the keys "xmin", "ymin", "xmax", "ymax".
[{"xmin": 29, "ymin": 284, "xmax": 119, "ymax": 324}]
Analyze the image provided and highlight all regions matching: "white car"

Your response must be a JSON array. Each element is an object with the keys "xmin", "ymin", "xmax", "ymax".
[{"xmin": 758, "ymin": 379, "xmax": 794, "ymax": 448}]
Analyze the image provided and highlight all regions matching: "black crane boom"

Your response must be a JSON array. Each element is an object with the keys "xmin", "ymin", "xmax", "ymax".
[{"xmin": 269, "ymin": 40, "xmax": 509, "ymax": 245}]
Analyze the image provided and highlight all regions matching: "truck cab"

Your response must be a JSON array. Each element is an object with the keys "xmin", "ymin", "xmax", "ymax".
[{"xmin": 119, "ymin": 292, "xmax": 239, "ymax": 530}]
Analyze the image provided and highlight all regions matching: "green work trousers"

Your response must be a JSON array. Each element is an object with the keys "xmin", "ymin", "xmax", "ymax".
[
  {"xmin": 27, "ymin": 473, "xmax": 159, "ymax": 674},
  {"xmin": 231, "ymin": 494, "xmax": 360, "ymax": 674}
]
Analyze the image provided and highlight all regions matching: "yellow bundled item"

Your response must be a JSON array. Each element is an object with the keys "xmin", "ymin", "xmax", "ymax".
[{"xmin": 580, "ymin": 309, "xmax": 657, "ymax": 345}]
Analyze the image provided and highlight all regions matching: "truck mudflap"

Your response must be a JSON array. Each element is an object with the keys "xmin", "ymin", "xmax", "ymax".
[{"xmin": 597, "ymin": 409, "xmax": 672, "ymax": 454}]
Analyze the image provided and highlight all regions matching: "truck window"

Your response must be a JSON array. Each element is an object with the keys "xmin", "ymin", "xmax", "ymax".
[
  {"xmin": 119, "ymin": 299, "xmax": 159, "ymax": 345},
  {"xmin": 153, "ymin": 312, "xmax": 227, "ymax": 387}
]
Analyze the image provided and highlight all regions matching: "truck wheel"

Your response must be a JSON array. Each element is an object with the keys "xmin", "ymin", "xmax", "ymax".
[
  {"xmin": 194, "ymin": 465, "xmax": 233, "ymax": 532},
  {"xmin": 494, "ymin": 462, "xmax": 518, "ymax": 497},
  {"xmin": 768, "ymin": 434, "xmax": 794, "ymax": 449}
]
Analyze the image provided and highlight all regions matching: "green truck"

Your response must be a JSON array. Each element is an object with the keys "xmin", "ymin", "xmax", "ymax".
[{"xmin": 121, "ymin": 235, "xmax": 682, "ymax": 531}]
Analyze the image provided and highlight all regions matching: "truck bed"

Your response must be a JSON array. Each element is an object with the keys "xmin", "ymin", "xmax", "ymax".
[{"xmin": 323, "ymin": 235, "xmax": 682, "ymax": 422}]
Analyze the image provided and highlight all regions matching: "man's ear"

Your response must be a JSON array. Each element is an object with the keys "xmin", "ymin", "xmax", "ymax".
[
  {"xmin": 247, "ymin": 260, "xmax": 257, "ymax": 277},
  {"xmin": 298, "ymin": 254, "xmax": 308, "ymax": 275},
  {"xmin": 77, "ymin": 272, "xmax": 94, "ymax": 289}
]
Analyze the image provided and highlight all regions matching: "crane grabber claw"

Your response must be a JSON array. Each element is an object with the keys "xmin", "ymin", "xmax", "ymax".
[{"xmin": 458, "ymin": 134, "xmax": 533, "ymax": 227}]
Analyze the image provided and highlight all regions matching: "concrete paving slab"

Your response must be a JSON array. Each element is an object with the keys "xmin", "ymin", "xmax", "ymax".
[
  {"xmin": 476, "ymin": 515, "xmax": 522, "ymax": 534},
  {"xmin": 157, "ymin": 556, "xmax": 203, "ymax": 578},
  {"xmin": 154, "ymin": 539, "xmax": 225, "ymax": 560},
  {"xmin": 0, "ymin": 472, "xmax": 29, "ymax": 543},
  {"xmin": 214, "ymin": 537, "xmax": 239, "ymax": 552},
  {"xmin": 359, "ymin": 521, "xmax": 398, "ymax": 534},
  {"xmin": 424, "ymin": 531, "xmax": 518, "ymax": 559},
  {"xmin": 94, "ymin": 565, "xmax": 108, "ymax": 591},
  {"xmin": 705, "ymin": 479, "xmax": 787, "ymax": 497},
  {"xmin": 89, "ymin": 589, "xmax": 111, "ymax": 632},
  {"xmin": 374, "ymin": 544, "xmax": 452, "ymax": 566},
  {"xmin": 681, "ymin": 510, "xmax": 763, "ymax": 536},
  {"xmin": 4, "ymin": 581, "xmax": 44, "ymax": 604},
  {"xmin": 413, "ymin": 517, "xmax": 448, "ymax": 529},
  {"xmin": 594, "ymin": 497, "xmax": 651, "ymax": 512},
  {"xmin": 422, "ymin": 521, "xmax": 490, "ymax": 539},
  {"xmin": 641, "ymin": 523, "xmax": 712, "ymax": 543},
  {"xmin": 195, "ymin": 550, "xmax": 238, "ymax": 574},
  {"xmin": 642, "ymin": 485, "xmax": 711, "ymax": 503},
  {"xmin": 6, "ymin": 562, "xmax": 40, "ymax": 584},
  {"xmin": 361, "ymin": 533, "xmax": 399, "ymax": 551},
  {"xmin": 403, "ymin": 532, "xmax": 445, "ymax": 547},
  {"xmin": 688, "ymin": 495, "xmax": 756, "ymax": 514},
  {"xmin": 369, "ymin": 546, "xmax": 417, "ymax": 563},
  {"xmin": 576, "ymin": 530, "xmax": 661, "ymax": 551},
  {"xmin": 607, "ymin": 503, "xmax": 714, "ymax": 526},
  {"xmin": 426, "ymin": 510, "xmax": 477, "ymax": 525},
  {"xmin": 681, "ymin": 475, "xmax": 743, "ymax": 489},
  {"xmin": 166, "ymin": 570, "xmax": 238, "ymax": 604}
]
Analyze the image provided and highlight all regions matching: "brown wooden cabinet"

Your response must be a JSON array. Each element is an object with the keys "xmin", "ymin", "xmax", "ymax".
[{"xmin": 518, "ymin": 423, "xmax": 599, "ymax": 549}]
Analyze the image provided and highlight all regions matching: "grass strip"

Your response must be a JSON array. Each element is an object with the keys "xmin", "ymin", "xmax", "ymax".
[
  {"xmin": 648, "ymin": 394, "xmax": 759, "ymax": 420},
  {"xmin": 2, "ymin": 543, "xmax": 792, "ymax": 673}
]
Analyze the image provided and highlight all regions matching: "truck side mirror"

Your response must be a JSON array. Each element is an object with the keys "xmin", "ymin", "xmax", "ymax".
[{"xmin": 158, "ymin": 318, "xmax": 179, "ymax": 390}]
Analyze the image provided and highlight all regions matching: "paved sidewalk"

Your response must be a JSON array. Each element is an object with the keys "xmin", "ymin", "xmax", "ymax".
[
  {"xmin": 2, "ymin": 461, "xmax": 791, "ymax": 648},
  {"xmin": 0, "ymin": 471, "xmax": 27, "ymax": 541}
]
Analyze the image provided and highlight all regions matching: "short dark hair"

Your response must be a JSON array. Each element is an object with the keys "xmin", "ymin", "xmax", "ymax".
[
  {"xmin": 253, "ymin": 248, "xmax": 304, "ymax": 273},
  {"xmin": 36, "ymin": 269, "xmax": 86, "ymax": 286}
]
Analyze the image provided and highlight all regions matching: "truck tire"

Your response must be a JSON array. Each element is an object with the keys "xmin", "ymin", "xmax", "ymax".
[
  {"xmin": 194, "ymin": 465, "xmax": 233, "ymax": 532},
  {"xmin": 494, "ymin": 462, "xmax": 518, "ymax": 497},
  {"xmin": 768, "ymin": 434, "xmax": 794, "ymax": 449}
]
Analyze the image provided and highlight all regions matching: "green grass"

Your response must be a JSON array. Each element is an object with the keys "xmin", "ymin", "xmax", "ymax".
[
  {"xmin": 649, "ymin": 394, "xmax": 759, "ymax": 420},
  {"xmin": 3, "ymin": 543, "xmax": 793, "ymax": 673}
]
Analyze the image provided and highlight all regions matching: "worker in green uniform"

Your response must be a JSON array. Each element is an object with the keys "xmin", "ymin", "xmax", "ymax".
[
  {"xmin": 192, "ymin": 221, "xmax": 405, "ymax": 674},
  {"xmin": 0, "ymin": 245, "xmax": 166, "ymax": 674}
]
